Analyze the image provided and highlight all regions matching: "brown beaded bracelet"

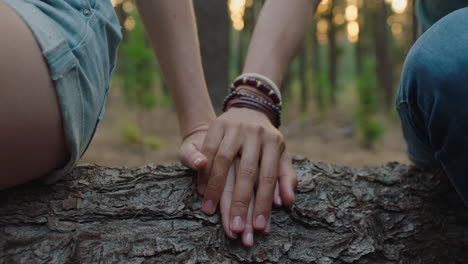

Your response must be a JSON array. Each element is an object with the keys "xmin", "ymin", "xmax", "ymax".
[
  {"xmin": 223, "ymin": 92, "xmax": 281, "ymax": 127},
  {"xmin": 231, "ymin": 77, "xmax": 282, "ymax": 106}
]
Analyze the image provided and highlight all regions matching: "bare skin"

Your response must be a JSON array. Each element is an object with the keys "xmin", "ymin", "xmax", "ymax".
[
  {"xmin": 0, "ymin": 0, "xmax": 316, "ymax": 247},
  {"xmin": 137, "ymin": 0, "xmax": 318, "ymax": 246},
  {"xmin": 0, "ymin": 1, "xmax": 67, "ymax": 189}
]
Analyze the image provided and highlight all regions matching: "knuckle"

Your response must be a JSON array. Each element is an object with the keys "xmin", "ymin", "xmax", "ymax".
[
  {"xmin": 232, "ymin": 200, "xmax": 249, "ymax": 211},
  {"xmin": 223, "ymin": 186, "xmax": 234, "ymax": 194},
  {"xmin": 262, "ymin": 172, "xmax": 277, "ymax": 184},
  {"xmin": 257, "ymin": 126, "xmax": 265, "ymax": 136},
  {"xmin": 239, "ymin": 164, "xmax": 257, "ymax": 179},
  {"xmin": 205, "ymin": 182, "xmax": 223, "ymax": 195},
  {"xmin": 215, "ymin": 152, "xmax": 232, "ymax": 164},
  {"xmin": 267, "ymin": 132, "xmax": 283, "ymax": 144},
  {"xmin": 243, "ymin": 123, "xmax": 258, "ymax": 132},
  {"xmin": 271, "ymin": 133, "xmax": 283, "ymax": 144},
  {"xmin": 279, "ymin": 141, "xmax": 286, "ymax": 152},
  {"xmin": 208, "ymin": 120, "xmax": 223, "ymax": 132},
  {"xmin": 219, "ymin": 118, "xmax": 233, "ymax": 128},
  {"xmin": 202, "ymin": 144, "xmax": 217, "ymax": 156}
]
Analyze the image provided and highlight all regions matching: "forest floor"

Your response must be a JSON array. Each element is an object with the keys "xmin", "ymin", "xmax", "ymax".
[{"xmin": 81, "ymin": 88, "xmax": 410, "ymax": 168}]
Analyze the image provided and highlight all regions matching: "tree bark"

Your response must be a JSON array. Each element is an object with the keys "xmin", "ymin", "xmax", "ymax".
[
  {"xmin": 193, "ymin": 0, "xmax": 230, "ymax": 113},
  {"xmin": 1, "ymin": 157, "xmax": 467, "ymax": 263}
]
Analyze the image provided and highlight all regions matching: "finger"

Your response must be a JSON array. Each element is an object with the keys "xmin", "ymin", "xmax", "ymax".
[
  {"xmin": 220, "ymin": 161, "xmax": 238, "ymax": 239},
  {"xmin": 230, "ymin": 138, "xmax": 260, "ymax": 233},
  {"xmin": 264, "ymin": 216, "xmax": 272, "ymax": 234},
  {"xmin": 253, "ymin": 137, "xmax": 282, "ymax": 231},
  {"xmin": 278, "ymin": 152, "xmax": 297, "ymax": 207},
  {"xmin": 273, "ymin": 182, "xmax": 282, "ymax": 207},
  {"xmin": 199, "ymin": 122, "xmax": 224, "ymax": 195},
  {"xmin": 202, "ymin": 131, "xmax": 240, "ymax": 215},
  {"xmin": 179, "ymin": 142, "xmax": 207, "ymax": 171},
  {"xmin": 241, "ymin": 195, "xmax": 255, "ymax": 247}
]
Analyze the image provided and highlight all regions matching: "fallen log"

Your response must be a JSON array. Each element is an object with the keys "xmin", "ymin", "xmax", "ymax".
[{"xmin": 0, "ymin": 157, "xmax": 467, "ymax": 263}]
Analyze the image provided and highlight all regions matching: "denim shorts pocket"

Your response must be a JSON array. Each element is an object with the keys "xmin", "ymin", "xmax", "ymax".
[{"xmin": 44, "ymin": 64, "xmax": 86, "ymax": 183}]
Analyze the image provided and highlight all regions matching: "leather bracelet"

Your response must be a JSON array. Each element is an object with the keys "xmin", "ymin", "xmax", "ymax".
[
  {"xmin": 231, "ymin": 74, "xmax": 282, "ymax": 106},
  {"xmin": 227, "ymin": 98, "xmax": 277, "ymax": 126},
  {"xmin": 222, "ymin": 92, "xmax": 282, "ymax": 111},
  {"xmin": 223, "ymin": 92, "xmax": 281, "ymax": 127}
]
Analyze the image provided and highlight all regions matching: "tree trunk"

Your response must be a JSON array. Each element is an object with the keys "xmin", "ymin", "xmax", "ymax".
[
  {"xmin": 311, "ymin": 22, "xmax": 324, "ymax": 111},
  {"xmin": 299, "ymin": 48, "xmax": 308, "ymax": 114},
  {"xmin": 1, "ymin": 157, "xmax": 467, "ymax": 263},
  {"xmin": 373, "ymin": 0, "xmax": 394, "ymax": 112},
  {"xmin": 193, "ymin": 0, "xmax": 230, "ymax": 113},
  {"xmin": 326, "ymin": 0, "xmax": 338, "ymax": 106}
]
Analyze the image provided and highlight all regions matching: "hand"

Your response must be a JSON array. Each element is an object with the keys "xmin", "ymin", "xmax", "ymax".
[
  {"xmin": 179, "ymin": 131, "xmax": 262, "ymax": 246},
  {"xmin": 178, "ymin": 129, "xmax": 208, "ymax": 171},
  {"xmin": 199, "ymin": 107, "xmax": 297, "ymax": 234},
  {"xmin": 221, "ymin": 158, "xmax": 281, "ymax": 247}
]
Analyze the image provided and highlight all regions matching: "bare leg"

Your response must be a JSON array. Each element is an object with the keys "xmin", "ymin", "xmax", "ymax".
[{"xmin": 0, "ymin": 1, "xmax": 67, "ymax": 189}]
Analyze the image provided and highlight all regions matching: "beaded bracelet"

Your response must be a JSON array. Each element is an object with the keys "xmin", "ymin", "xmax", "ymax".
[
  {"xmin": 222, "ymin": 91, "xmax": 281, "ymax": 127},
  {"xmin": 231, "ymin": 74, "xmax": 282, "ymax": 106}
]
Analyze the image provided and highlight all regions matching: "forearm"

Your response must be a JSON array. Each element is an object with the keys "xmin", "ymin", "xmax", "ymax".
[
  {"xmin": 243, "ymin": 0, "xmax": 319, "ymax": 87},
  {"xmin": 136, "ymin": 0, "xmax": 215, "ymax": 136}
]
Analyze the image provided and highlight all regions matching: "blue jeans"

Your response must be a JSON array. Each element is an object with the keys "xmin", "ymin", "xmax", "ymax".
[
  {"xmin": 397, "ymin": 7, "xmax": 468, "ymax": 206},
  {"xmin": 3, "ymin": 0, "xmax": 122, "ymax": 183}
]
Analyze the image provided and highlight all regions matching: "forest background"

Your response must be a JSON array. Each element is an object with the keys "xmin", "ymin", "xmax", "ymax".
[{"xmin": 82, "ymin": 0, "xmax": 416, "ymax": 168}]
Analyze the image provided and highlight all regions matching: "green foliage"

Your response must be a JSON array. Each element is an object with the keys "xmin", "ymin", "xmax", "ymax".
[
  {"xmin": 316, "ymin": 71, "xmax": 331, "ymax": 117},
  {"xmin": 120, "ymin": 119, "xmax": 141, "ymax": 145},
  {"xmin": 120, "ymin": 119, "xmax": 162, "ymax": 150},
  {"xmin": 354, "ymin": 59, "xmax": 385, "ymax": 148},
  {"xmin": 142, "ymin": 136, "xmax": 162, "ymax": 150},
  {"xmin": 118, "ymin": 14, "xmax": 157, "ymax": 110}
]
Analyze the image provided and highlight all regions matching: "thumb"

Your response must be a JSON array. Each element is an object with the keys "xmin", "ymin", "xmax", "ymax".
[{"xmin": 179, "ymin": 142, "xmax": 208, "ymax": 171}]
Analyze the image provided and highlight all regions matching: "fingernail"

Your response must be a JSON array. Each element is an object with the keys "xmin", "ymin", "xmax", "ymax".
[
  {"xmin": 255, "ymin": 215, "xmax": 266, "ymax": 229},
  {"xmin": 231, "ymin": 216, "xmax": 244, "ymax": 231},
  {"xmin": 202, "ymin": 200, "xmax": 214, "ymax": 214},
  {"xmin": 199, "ymin": 184, "xmax": 206, "ymax": 195},
  {"xmin": 246, "ymin": 232, "xmax": 253, "ymax": 246},
  {"xmin": 194, "ymin": 158, "xmax": 203, "ymax": 167}
]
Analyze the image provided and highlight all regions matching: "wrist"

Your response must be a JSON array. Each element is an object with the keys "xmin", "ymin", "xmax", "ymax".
[
  {"xmin": 224, "ymin": 92, "xmax": 281, "ymax": 127},
  {"xmin": 180, "ymin": 112, "xmax": 215, "ymax": 139}
]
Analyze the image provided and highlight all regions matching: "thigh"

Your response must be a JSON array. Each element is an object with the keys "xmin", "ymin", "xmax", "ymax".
[{"xmin": 0, "ymin": 1, "xmax": 67, "ymax": 189}]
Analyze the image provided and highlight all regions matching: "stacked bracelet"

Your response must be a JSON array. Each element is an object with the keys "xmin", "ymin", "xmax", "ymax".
[
  {"xmin": 231, "ymin": 74, "xmax": 283, "ymax": 107},
  {"xmin": 222, "ymin": 92, "xmax": 281, "ymax": 127}
]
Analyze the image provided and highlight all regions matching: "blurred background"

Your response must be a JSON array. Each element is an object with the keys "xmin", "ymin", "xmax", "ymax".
[{"xmin": 81, "ymin": 0, "xmax": 416, "ymax": 168}]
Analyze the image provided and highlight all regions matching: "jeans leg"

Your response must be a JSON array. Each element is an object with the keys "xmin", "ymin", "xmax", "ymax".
[
  {"xmin": 396, "ymin": 7, "xmax": 468, "ymax": 205},
  {"xmin": 396, "ymin": 101, "xmax": 439, "ymax": 168}
]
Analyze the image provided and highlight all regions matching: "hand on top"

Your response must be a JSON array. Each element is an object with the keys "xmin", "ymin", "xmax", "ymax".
[{"xmin": 178, "ymin": 107, "xmax": 297, "ymax": 247}]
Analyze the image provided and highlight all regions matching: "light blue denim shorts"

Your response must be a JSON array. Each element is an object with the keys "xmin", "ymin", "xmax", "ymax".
[{"xmin": 3, "ymin": 0, "xmax": 122, "ymax": 183}]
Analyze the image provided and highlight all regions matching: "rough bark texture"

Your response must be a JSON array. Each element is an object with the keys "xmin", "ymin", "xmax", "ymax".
[{"xmin": 1, "ymin": 157, "xmax": 467, "ymax": 263}]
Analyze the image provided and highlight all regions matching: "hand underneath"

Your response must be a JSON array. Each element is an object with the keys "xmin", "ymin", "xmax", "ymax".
[
  {"xmin": 199, "ymin": 107, "xmax": 296, "ymax": 235},
  {"xmin": 178, "ymin": 108, "xmax": 297, "ymax": 247}
]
